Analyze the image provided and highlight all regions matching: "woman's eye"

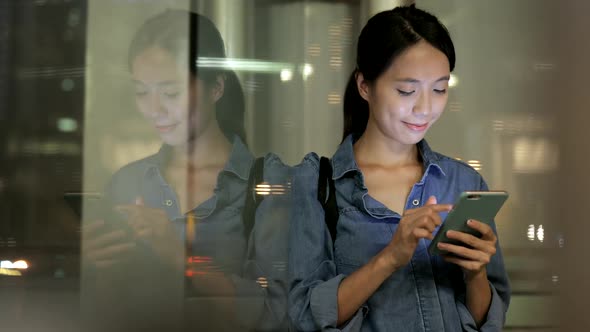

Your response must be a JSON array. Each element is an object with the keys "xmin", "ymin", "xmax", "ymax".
[
  {"xmin": 397, "ymin": 89, "xmax": 415, "ymax": 96},
  {"xmin": 434, "ymin": 89, "xmax": 447, "ymax": 94}
]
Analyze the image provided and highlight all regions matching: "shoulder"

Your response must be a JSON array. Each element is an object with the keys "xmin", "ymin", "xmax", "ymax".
[
  {"xmin": 110, "ymin": 153, "xmax": 159, "ymax": 181},
  {"xmin": 260, "ymin": 152, "xmax": 294, "ymax": 183},
  {"xmin": 106, "ymin": 153, "xmax": 159, "ymax": 201},
  {"xmin": 431, "ymin": 151, "xmax": 486, "ymax": 188}
]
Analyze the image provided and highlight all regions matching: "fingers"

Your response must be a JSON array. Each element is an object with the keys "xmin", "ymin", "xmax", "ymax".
[
  {"xmin": 84, "ymin": 229, "xmax": 128, "ymax": 252},
  {"xmin": 437, "ymin": 242, "xmax": 490, "ymax": 263},
  {"xmin": 425, "ymin": 196, "xmax": 437, "ymax": 205},
  {"xmin": 441, "ymin": 254, "xmax": 484, "ymax": 272},
  {"xmin": 465, "ymin": 219, "xmax": 496, "ymax": 241},
  {"xmin": 446, "ymin": 227, "xmax": 497, "ymax": 254},
  {"xmin": 412, "ymin": 227, "xmax": 434, "ymax": 241},
  {"xmin": 82, "ymin": 220, "xmax": 105, "ymax": 237},
  {"xmin": 84, "ymin": 242, "xmax": 135, "ymax": 267},
  {"xmin": 404, "ymin": 203, "xmax": 453, "ymax": 216}
]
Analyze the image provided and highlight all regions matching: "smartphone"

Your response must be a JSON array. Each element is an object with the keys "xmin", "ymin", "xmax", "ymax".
[
  {"xmin": 428, "ymin": 191, "xmax": 509, "ymax": 256},
  {"xmin": 64, "ymin": 191, "xmax": 134, "ymax": 236},
  {"xmin": 63, "ymin": 191, "xmax": 103, "ymax": 218}
]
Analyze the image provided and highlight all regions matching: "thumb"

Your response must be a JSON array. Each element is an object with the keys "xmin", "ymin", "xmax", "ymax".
[{"xmin": 425, "ymin": 196, "xmax": 437, "ymax": 206}]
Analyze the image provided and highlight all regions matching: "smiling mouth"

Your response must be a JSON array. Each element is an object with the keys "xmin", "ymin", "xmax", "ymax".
[
  {"xmin": 403, "ymin": 122, "xmax": 429, "ymax": 131},
  {"xmin": 155, "ymin": 124, "xmax": 178, "ymax": 133}
]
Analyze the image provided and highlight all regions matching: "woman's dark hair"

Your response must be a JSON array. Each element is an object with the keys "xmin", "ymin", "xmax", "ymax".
[
  {"xmin": 342, "ymin": 4, "xmax": 455, "ymax": 141},
  {"xmin": 128, "ymin": 10, "xmax": 246, "ymax": 144}
]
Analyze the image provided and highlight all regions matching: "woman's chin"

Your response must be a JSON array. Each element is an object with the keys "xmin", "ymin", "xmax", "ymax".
[{"xmin": 159, "ymin": 133, "xmax": 188, "ymax": 147}]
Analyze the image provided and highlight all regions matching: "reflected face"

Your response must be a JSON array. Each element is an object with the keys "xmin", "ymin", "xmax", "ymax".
[
  {"xmin": 360, "ymin": 40, "xmax": 451, "ymax": 145},
  {"xmin": 131, "ymin": 46, "xmax": 217, "ymax": 146}
]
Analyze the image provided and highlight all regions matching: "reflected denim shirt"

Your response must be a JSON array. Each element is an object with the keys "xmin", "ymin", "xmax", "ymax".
[
  {"xmin": 288, "ymin": 135, "xmax": 510, "ymax": 332},
  {"xmin": 106, "ymin": 137, "xmax": 292, "ymax": 331}
]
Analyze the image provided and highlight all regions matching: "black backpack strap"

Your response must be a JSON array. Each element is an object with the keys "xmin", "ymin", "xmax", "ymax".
[
  {"xmin": 243, "ymin": 156, "xmax": 265, "ymax": 240},
  {"xmin": 318, "ymin": 157, "xmax": 339, "ymax": 246}
]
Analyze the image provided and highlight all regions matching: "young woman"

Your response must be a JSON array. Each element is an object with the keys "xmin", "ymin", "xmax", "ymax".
[
  {"xmin": 288, "ymin": 5, "xmax": 510, "ymax": 332},
  {"xmin": 82, "ymin": 10, "xmax": 290, "ymax": 331}
]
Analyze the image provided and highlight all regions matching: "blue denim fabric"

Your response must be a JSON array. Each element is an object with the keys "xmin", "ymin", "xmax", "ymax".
[
  {"xmin": 105, "ymin": 137, "xmax": 292, "ymax": 331},
  {"xmin": 288, "ymin": 135, "xmax": 510, "ymax": 332}
]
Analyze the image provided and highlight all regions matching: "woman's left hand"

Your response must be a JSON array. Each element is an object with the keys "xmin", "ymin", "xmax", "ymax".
[{"xmin": 436, "ymin": 219, "xmax": 497, "ymax": 278}]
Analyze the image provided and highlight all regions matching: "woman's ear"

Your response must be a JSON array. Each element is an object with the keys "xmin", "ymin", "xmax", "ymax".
[
  {"xmin": 211, "ymin": 74, "xmax": 225, "ymax": 103},
  {"xmin": 356, "ymin": 71, "xmax": 371, "ymax": 102}
]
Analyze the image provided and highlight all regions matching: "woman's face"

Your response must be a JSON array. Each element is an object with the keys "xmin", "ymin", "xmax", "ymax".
[
  {"xmin": 358, "ymin": 40, "xmax": 450, "ymax": 145},
  {"xmin": 131, "ymin": 46, "xmax": 220, "ymax": 146}
]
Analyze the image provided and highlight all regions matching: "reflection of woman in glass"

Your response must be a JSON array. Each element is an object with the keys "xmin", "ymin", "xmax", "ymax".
[
  {"xmin": 289, "ymin": 5, "xmax": 510, "ymax": 332},
  {"xmin": 83, "ymin": 10, "xmax": 290, "ymax": 332}
]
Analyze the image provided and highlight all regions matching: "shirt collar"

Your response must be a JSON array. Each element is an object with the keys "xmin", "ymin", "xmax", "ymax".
[
  {"xmin": 331, "ymin": 134, "xmax": 446, "ymax": 180},
  {"xmin": 144, "ymin": 135, "xmax": 254, "ymax": 181}
]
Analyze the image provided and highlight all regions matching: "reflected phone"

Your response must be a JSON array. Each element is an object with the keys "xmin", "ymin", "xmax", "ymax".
[
  {"xmin": 428, "ymin": 191, "xmax": 509, "ymax": 256},
  {"xmin": 63, "ymin": 191, "xmax": 103, "ymax": 218},
  {"xmin": 64, "ymin": 191, "xmax": 133, "ymax": 236}
]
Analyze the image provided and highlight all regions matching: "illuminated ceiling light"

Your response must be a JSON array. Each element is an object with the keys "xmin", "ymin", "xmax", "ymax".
[
  {"xmin": 1, "ymin": 260, "xmax": 29, "ymax": 269},
  {"xmin": 302, "ymin": 64, "xmax": 314, "ymax": 80},
  {"xmin": 449, "ymin": 102, "xmax": 462, "ymax": 112},
  {"xmin": 328, "ymin": 93, "xmax": 341, "ymax": 105},
  {"xmin": 280, "ymin": 69, "xmax": 293, "ymax": 82},
  {"xmin": 493, "ymin": 120, "xmax": 505, "ymax": 131},
  {"xmin": 307, "ymin": 44, "xmax": 321, "ymax": 57},
  {"xmin": 329, "ymin": 56, "xmax": 343, "ymax": 69},
  {"xmin": 57, "ymin": 117, "xmax": 78, "ymax": 132},
  {"xmin": 527, "ymin": 224, "xmax": 535, "ymax": 241},
  {"xmin": 449, "ymin": 74, "xmax": 459, "ymax": 87},
  {"xmin": 256, "ymin": 277, "xmax": 269, "ymax": 288},
  {"xmin": 255, "ymin": 183, "xmax": 271, "ymax": 196},
  {"xmin": 12, "ymin": 260, "xmax": 28, "ymax": 270},
  {"xmin": 467, "ymin": 160, "xmax": 482, "ymax": 171},
  {"xmin": 255, "ymin": 183, "xmax": 288, "ymax": 196},
  {"xmin": 196, "ymin": 57, "xmax": 295, "ymax": 74},
  {"xmin": 537, "ymin": 225, "xmax": 544, "ymax": 242},
  {"xmin": 0, "ymin": 268, "xmax": 22, "ymax": 276}
]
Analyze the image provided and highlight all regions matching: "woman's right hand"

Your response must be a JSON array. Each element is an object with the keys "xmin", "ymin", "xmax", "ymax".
[
  {"xmin": 82, "ymin": 219, "xmax": 136, "ymax": 269},
  {"xmin": 383, "ymin": 196, "xmax": 452, "ymax": 270}
]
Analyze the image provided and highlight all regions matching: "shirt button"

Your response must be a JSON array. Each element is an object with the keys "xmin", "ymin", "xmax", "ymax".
[
  {"xmin": 412, "ymin": 199, "xmax": 420, "ymax": 206},
  {"xmin": 164, "ymin": 199, "xmax": 173, "ymax": 206}
]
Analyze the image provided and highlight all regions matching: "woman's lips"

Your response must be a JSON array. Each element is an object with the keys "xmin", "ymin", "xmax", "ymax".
[
  {"xmin": 155, "ymin": 124, "xmax": 178, "ymax": 133},
  {"xmin": 403, "ymin": 122, "xmax": 428, "ymax": 132}
]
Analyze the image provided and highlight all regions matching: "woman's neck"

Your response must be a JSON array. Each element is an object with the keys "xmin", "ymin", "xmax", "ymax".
[
  {"xmin": 354, "ymin": 122, "xmax": 420, "ymax": 168},
  {"xmin": 169, "ymin": 122, "xmax": 232, "ymax": 169}
]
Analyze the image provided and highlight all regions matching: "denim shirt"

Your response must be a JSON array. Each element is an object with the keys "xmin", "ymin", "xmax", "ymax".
[
  {"xmin": 288, "ymin": 135, "xmax": 510, "ymax": 332},
  {"xmin": 105, "ymin": 137, "xmax": 292, "ymax": 331}
]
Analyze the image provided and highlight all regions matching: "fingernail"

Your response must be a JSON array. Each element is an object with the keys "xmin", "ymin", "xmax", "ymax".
[{"xmin": 467, "ymin": 219, "xmax": 473, "ymax": 224}]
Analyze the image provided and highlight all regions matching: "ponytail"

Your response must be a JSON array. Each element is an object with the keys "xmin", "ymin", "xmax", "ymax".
[
  {"xmin": 342, "ymin": 70, "xmax": 369, "ymax": 142},
  {"xmin": 216, "ymin": 70, "xmax": 247, "ymax": 144}
]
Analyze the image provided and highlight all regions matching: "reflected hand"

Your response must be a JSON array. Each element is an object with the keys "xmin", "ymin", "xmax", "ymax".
[
  {"xmin": 116, "ymin": 197, "xmax": 184, "ymax": 268},
  {"xmin": 437, "ymin": 219, "xmax": 497, "ymax": 279},
  {"xmin": 82, "ymin": 219, "xmax": 136, "ymax": 269}
]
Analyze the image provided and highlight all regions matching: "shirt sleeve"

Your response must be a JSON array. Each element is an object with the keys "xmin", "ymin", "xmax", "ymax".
[
  {"xmin": 222, "ymin": 154, "xmax": 293, "ymax": 331},
  {"xmin": 288, "ymin": 155, "xmax": 366, "ymax": 332},
  {"xmin": 455, "ymin": 177, "xmax": 511, "ymax": 331}
]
